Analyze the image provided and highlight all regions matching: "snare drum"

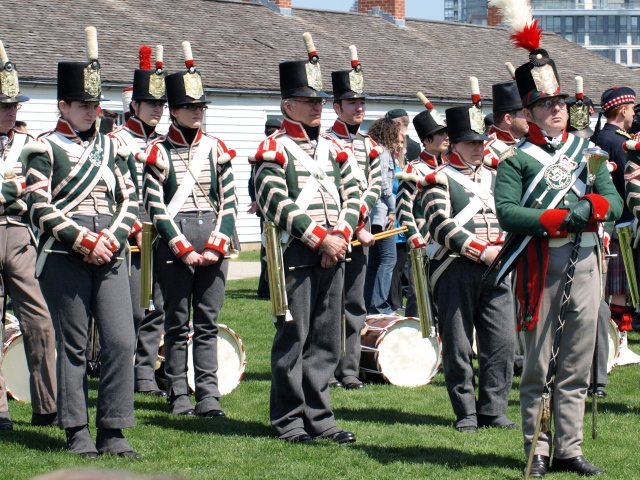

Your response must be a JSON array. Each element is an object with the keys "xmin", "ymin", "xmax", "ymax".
[
  {"xmin": 360, "ymin": 315, "xmax": 442, "ymax": 387},
  {"xmin": 608, "ymin": 318, "xmax": 622, "ymax": 372},
  {"xmin": 156, "ymin": 324, "xmax": 246, "ymax": 396},
  {"xmin": 3, "ymin": 327, "xmax": 31, "ymax": 402}
]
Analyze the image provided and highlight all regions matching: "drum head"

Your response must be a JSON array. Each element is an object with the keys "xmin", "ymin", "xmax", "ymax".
[
  {"xmin": 3, "ymin": 330, "xmax": 31, "ymax": 402},
  {"xmin": 187, "ymin": 324, "xmax": 246, "ymax": 396},
  {"xmin": 367, "ymin": 317, "xmax": 441, "ymax": 387},
  {"xmin": 607, "ymin": 318, "xmax": 621, "ymax": 373}
]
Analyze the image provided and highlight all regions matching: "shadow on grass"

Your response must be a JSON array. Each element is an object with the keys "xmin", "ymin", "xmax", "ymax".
[
  {"xmin": 585, "ymin": 401, "xmax": 640, "ymax": 415},
  {"xmin": 225, "ymin": 289, "xmax": 264, "ymax": 300},
  {"xmin": 154, "ymin": 415, "xmax": 272, "ymax": 438},
  {"xmin": 335, "ymin": 407, "xmax": 452, "ymax": 427},
  {"xmin": 354, "ymin": 444, "xmax": 522, "ymax": 474},
  {"xmin": 242, "ymin": 371, "xmax": 272, "ymax": 382},
  {"xmin": 0, "ymin": 427, "xmax": 63, "ymax": 452}
]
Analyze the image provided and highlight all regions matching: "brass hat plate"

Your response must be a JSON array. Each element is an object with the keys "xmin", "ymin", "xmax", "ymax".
[
  {"xmin": 84, "ymin": 66, "xmax": 102, "ymax": 98},
  {"xmin": 183, "ymin": 72, "xmax": 204, "ymax": 99},
  {"xmin": 306, "ymin": 62, "xmax": 323, "ymax": 92},
  {"xmin": 469, "ymin": 106, "xmax": 485, "ymax": 134},
  {"xmin": 149, "ymin": 73, "xmax": 166, "ymax": 99},
  {"xmin": 431, "ymin": 109, "xmax": 446, "ymax": 127},
  {"xmin": 531, "ymin": 64, "xmax": 559, "ymax": 96},
  {"xmin": 1, "ymin": 69, "xmax": 19, "ymax": 98},
  {"xmin": 349, "ymin": 70, "xmax": 364, "ymax": 95},
  {"xmin": 569, "ymin": 103, "xmax": 589, "ymax": 131}
]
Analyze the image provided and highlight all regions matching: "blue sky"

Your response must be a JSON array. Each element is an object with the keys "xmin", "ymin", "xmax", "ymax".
[{"xmin": 291, "ymin": 0, "xmax": 446, "ymax": 21}]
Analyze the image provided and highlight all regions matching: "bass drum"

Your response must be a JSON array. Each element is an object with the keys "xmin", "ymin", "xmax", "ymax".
[
  {"xmin": 3, "ymin": 325, "xmax": 31, "ymax": 402},
  {"xmin": 607, "ymin": 317, "xmax": 622, "ymax": 373},
  {"xmin": 360, "ymin": 315, "xmax": 442, "ymax": 387},
  {"xmin": 156, "ymin": 324, "xmax": 246, "ymax": 396}
]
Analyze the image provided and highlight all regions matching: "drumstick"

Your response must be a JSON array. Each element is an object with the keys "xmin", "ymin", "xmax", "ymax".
[
  {"xmin": 288, "ymin": 258, "xmax": 351, "ymax": 271},
  {"xmin": 130, "ymin": 246, "xmax": 141, "ymax": 253},
  {"xmin": 166, "ymin": 254, "xmax": 236, "ymax": 264},
  {"xmin": 351, "ymin": 226, "xmax": 408, "ymax": 247},
  {"xmin": 45, "ymin": 250, "xmax": 124, "ymax": 261}
]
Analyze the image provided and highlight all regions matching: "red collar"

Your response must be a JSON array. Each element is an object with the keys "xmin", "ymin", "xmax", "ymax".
[
  {"xmin": 489, "ymin": 125, "xmax": 517, "ymax": 144},
  {"xmin": 419, "ymin": 150, "xmax": 442, "ymax": 168},
  {"xmin": 330, "ymin": 119, "xmax": 358, "ymax": 139},
  {"xmin": 446, "ymin": 152, "xmax": 477, "ymax": 175},
  {"xmin": 526, "ymin": 122, "xmax": 568, "ymax": 146},
  {"xmin": 281, "ymin": 118, "xmax": 312, "ymax": 142},
  {"xmin": 167, "ymin": 122, "xmax": 203, "ymax": 146},
  {"xmin": 55, "ymin": 119, "xmax": 79, "ymax": 138},
  {"xmin": 124, "ymin": 116, "xmax": 154, "ymax": 138}
]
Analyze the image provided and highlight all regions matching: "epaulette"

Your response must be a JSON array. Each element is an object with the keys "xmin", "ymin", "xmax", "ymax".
[
  {"xmin": 216, "ymin": 138, "xmax": 237, "ymax": 165},
  {"xmin": 249, "ymin": 135, "xmax": 286, "ymax": 166},
  {"xmin": 617, "ymin": 129, "xmax": 633, "ymax": 140},
  {"xmin": 21, "ymin": 138, "xmax": 49, "ymax": 155}
]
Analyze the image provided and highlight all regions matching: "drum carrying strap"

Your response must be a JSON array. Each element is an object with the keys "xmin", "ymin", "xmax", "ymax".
[
  {"xmin": 166, "ymin": 135, "xmax": 216, "ymax": 218},
  {"xmin": 277, "ymin": 136, "xmax": 341, "ymax": 247}
]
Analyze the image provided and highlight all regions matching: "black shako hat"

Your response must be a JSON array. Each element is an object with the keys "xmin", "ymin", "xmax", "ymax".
[
  {"xmin": 332, "ymin": 45, "xmax": 367, "ymax": 100},
  {"xmin": 280, "ymin": 33, "xmax": 330, "ymax": 99},
  {"xmin": 132, "ymin": 45, "xmax": 167, "ymax": 102},
  {"xmin": 445, "ymin": 105, "xmax": 490, "ymax": 143},
  {"xmin": 0, "ymin": 40, "xmax": 29, "ymax": 103},
  {"xmin": 413, "ymin": 110, "xmax": 446, "ymax": 142},
  {"xmin": 165, "ymin": 41, "xmax": 209, "ymax": 108},
  {"xmin": 492, "ymin": 80, "xmax": 523, "ymax": 113},
  {"xmin": 514, "ymin": 49, "xmax": 565, "ymax": 107},
  {"xmin": 57, "ymin": 27, "xmax": 107, "ymax": 102}
]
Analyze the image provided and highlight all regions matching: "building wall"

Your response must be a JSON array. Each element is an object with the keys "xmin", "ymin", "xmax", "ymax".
[{"xmin": 17, "ymin": 85, "xmax": 442, "ymax": 246}]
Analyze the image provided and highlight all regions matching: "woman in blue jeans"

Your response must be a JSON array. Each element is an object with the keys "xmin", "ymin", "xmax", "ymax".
[{"xmin": 364, "ymin": 117, "xmax": 402, "ymax": 314}]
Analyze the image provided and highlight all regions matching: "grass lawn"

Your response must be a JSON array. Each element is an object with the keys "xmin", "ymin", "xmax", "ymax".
[{"xmin": 2, "ymin": 277, "xmax": 640, "ymax": 480}]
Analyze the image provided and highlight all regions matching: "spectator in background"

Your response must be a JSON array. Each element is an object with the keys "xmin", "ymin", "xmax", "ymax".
[
  {"xmin": 364, "ymin": 117, "xmax": 402, "ymax": 314},
  {"xmin": 98, "ymin": 109, "xmax": 119, "ymax": 134},
  {"xmin": 14, "ymin": 120, "xmax": 28, "ymax": 134},
  {"xmin": 386, "ymin": 108, "xmax": 420, "ymax": 162}
]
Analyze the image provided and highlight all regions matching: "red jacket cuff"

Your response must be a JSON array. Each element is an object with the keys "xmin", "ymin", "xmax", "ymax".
[
  {"xmin": 581, "ymin": 194, "xmax": 610, "ymax": 223},
  {"xmin": 539, "ymin": 209, "xmax": 569, "ymax": 238},
  {"xmin": 205, "ymin": 236, "xmax": 228, "ymax": 255},
  {"xmin": 410, "ymin": 236, "xmax": 426, "ymax": 249}
]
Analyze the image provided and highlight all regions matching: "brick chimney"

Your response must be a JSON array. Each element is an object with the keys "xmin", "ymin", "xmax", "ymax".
[
  {"xmin": 242, "ymin": 0, "xmax": 292, "ymax": 16},
  {"xmin": 358, "ymin": 0, "xmax": 406, "ymax": 27},
  {"xmin": 487, "ymin": 4, "xmax": 502, "ymax": 26}
]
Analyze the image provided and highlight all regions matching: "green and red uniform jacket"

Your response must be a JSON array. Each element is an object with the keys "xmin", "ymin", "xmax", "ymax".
[
  {"xmin": 142, "ymin": 123, "xmax": 238, "ymax": 259},
  {"xmin": 327, "ymin": 119, "xmax": 383, "ymax": 231},
  {"xmin": 25, "ymin": 119, "xmax": 138, "ymax": 257},
  {"xmin": 397, "ymin": 151, "xmax": 443, "ymax": 249},
  {"xmin": 495, "ymin": 123, "xmax": 622, "ymax": 330},
  {"xmin": 0, "ymin": 128, "xmax": 30, "ymax": 219},
  {"xmin": 250, "ymin": 118, "xmax": 360, "ymax": 250}
]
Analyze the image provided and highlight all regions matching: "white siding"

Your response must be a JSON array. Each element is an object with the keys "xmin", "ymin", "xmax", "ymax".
[{"xmin": 17, "ymin": 85, "xmax": 428, "ymax": 245}]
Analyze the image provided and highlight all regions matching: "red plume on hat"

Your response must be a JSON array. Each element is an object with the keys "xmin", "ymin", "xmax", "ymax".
[
  {"xmin": 139, "ymin": 45, "xmax": 152, "ymax": 70},
  {"xmin": 488, "ymin": 0, "xmax": 542, "ymax": 52}
]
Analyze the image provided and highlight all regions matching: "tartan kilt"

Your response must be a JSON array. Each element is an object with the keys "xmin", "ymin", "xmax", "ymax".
[{"xmin": 606, "ymin": 239, "xmax": 629, "ymax": 296}]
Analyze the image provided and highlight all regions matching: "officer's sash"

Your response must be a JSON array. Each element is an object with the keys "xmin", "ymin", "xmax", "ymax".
[
  {"xmin": 0, "ymin": 133, "xmax": 27, "ymax": 180},
  {"xmin": 496, "ymin": 134, "xmax": 589, "ymax": 281},
  {"xmin": 46, "ymin": 132, "xmax": 113, "ymax": 214}
]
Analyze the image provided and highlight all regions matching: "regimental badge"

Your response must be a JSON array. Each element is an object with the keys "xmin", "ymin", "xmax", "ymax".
[
  {"xmin": 543, "ymin": 163, "xmax": 572, "ymax": 190},
  {"xmin": 305, "ymin": 62, "xmax": 323, "ymax": 92},
  {"xmin": 349, "ymin": 70, "xmax": 364, "ymax": 95},
  {"xmin": 430, "ymin": 109, "xmax": 445, "ymax": 127},
  {"xmin": 468, "ymin": 106, "xmax": 484, "ymax": 134},
  {"xmin": 559, "ymin": 154, "xmax": 578, "ymax": 171},
  {"xmin": 88, "ymin": 143, "xmax": 103, "ymax": 167},
  {"xmin": 149, "ymin": 73, "xmax": 166, "ymax": 99},
  {"xmin": 83, "ymin": 66, "xmax": 101, "ymax": 98},
  {"xmin": 183, "ymin": 72, "xmax": 203, "ymax": 100},
  {"xmin": 569, "ymin": 103, "xmax": 589, "ymax": 131},
  {"xmin": 531, "ymin": 64, "xmax": 559, "ymax": 96},
  {"xmin": 0, "ymin": 69, "xmax": 19, "ymax": 98}
]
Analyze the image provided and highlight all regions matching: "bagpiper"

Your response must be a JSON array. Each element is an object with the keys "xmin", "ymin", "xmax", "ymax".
[
  {"xmin": 0, "ymin": 39, "xmax": 57, "ymax": 431},
  {"xmin": 24, "ymin": 27, "xmax": 140, "ymax": 457},
  {"xmin": 250, "ymin": 33, "xmax": 359, "ymax": 443},
  {"xmin": 489, "ymin": 0, "xmax": 622, "ymax": 475},
  {"xmin": 111, "ymin": 45, "xmax": 168, "ymax": 397},
  {"xmin": 142, "ymin": 42, "xmax": 238, "ymax": 417},
  {"xmin": 327, "ymin": 45, "xmax": 382, "ymax": 390}
]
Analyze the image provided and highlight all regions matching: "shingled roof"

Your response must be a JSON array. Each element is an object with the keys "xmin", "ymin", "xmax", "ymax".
[{"xmin": 2, "ymin": 0, "xmax": 639, "ymax": 105}]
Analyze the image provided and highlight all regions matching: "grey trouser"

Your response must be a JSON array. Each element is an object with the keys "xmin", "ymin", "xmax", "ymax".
[
  {"xmin": 128, "ymin": 251, "xmax": 165, "ymax": 391},
  {"xmin": 0, "ymin": 221, "xmax": 56, "ymax": 414},
  {"xmin": 334, "ymin": 243, "xmax": 368, "ymax": 383},
  {"xmin": 270, "ymin": 239, "xmax": 344, "ymax": 438},
  {"xmin": 520, "ymin": 244, "xmax": 599, "ymax": 459},
  {"xmin": 592, "ymin": 296, "xmax": 609, "ymax": 387},
  {"xmin": 434, "ymin": 257, "xmax": 515, "ymax": 418},
  {"xmin": 155, "ymin": 212, "xmax": 228, "ymax": 413},
  {"xmin": 39, "ymin": 215, "xmax": 135, "ymax": 429}
]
